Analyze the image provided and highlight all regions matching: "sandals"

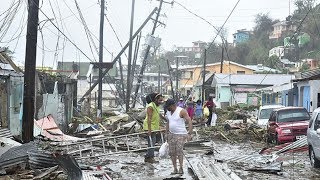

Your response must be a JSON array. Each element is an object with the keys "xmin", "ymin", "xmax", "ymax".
[
  {"xmin": 170, "ymin": 168, "xmax": 184, "ymax": 175},
  {"xmin": 178, "ymin": 168, "xmax": 184, "ymax": 174},
  {"xmin": 170, "ymin": 169, "xmax": 178, "ymax": 175}
]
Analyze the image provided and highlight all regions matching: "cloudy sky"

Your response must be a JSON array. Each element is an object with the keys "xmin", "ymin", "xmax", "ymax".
[{"xmin": 0, "ymin": 0, "xmax": 317, "ymax": 67}]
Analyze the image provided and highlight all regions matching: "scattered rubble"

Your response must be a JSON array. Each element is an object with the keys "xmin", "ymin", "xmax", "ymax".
[{"xmin": 0, "ymin": 105, "xmax": 319, "ymax": 179}]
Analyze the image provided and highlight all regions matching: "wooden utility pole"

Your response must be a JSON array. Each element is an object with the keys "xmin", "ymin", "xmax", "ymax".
[
  {"xmin": 220, "ymin": 42, "xmax": 224, "ymax": 73},
  {"xmin": 175, "ymin": 56, "xmax": 179, "ymax": 100},
  {"xmin": 118, "ymin": 57, "xmax": 125, "ymax": 100},
  {"xmin": 201, "ymin": 49, "xmax": 207, "ymax": 104},
  {"xmin": 132, "ymin": 0, "xmax": 164, "ymax": 108},
  {"xmin": 97, "ymin": 0, "xmax": 105, "ymax": 120},
  {"xmin": 126, "ymin": 0, "xmax": 135, "ymax": 112},
  {"xmin": 166, "ymin": 59, "xmax": 175, "ymax": 99},
  {"xmin": 22, "ymin": 0, "xmax": 40, "ymax": 143},
  {"xmin": 78, "ymin": 8, "xmax": 158, "ymax": 104},
  {"xmin": 132, "ymin": 32, "xmax": 142, "ymax": 77},
  {"xmin": 158, "ymin": 64, "xmax": 160, "ymax": 92}
]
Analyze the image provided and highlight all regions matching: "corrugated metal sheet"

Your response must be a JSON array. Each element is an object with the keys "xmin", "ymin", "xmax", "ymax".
[
  {"xmin": 82, "ymin": 172, "xmax": 102, "ymax": 180},
  {"xmin": 294, "ymin": 69, "xmax": 320, "ymax": 81},
  {"xmin": 275, "ymin": 136, "xmax": 308, "ymax": 154},
  {"xmin": 214, "ymin": 74, "xmax": 294, "ymax": 86},
  {"xmin": 0, "ymin": 128, "xmax": 12, "ymax": 138},
  {"xmin": 0, "ymin": 142, "xmax": 36, "ymax": 169},
  {"xmin": 301, "ymin": 69, "xmax": 320, "ymax": 79},
  {"xmin": 0, "ymin": 69, "xmax": 23, "ymax": 77},
  {"xmin": 225, "ymin": 154, "xmax": 275, "ymax": 164},
  {"xmin": 28, "ymin": 150, "xmax": 58, "ymax": 169},
  {"xmin": 34, "ymin": 115, "xmax": 83, "ymax": 142}
]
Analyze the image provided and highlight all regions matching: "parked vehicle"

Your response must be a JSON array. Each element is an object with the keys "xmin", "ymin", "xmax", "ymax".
[
  {"xmin": 257, "ymin": 105, "xmax": 284, "ymax": 127},
  {"xmin": 307, "ymin": 108, "xmax": 320, "ymax": 168},
  {"xmin": 267, "ymin": 107, "xmax": 310, "ymax": 144}
]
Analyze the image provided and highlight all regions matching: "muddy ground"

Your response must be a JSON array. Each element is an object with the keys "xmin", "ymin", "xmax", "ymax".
[{"xmin": 77, "ymin": 137, "xmax": 320, "ymax": 180}]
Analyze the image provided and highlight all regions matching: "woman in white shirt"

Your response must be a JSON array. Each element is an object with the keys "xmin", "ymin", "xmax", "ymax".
[{"xmin": 165, "ymin": 99, "xmax": 193, "ymax": 175}]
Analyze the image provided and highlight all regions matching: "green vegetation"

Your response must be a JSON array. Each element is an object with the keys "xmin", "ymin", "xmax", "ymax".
[{"xmin": 148, "ymin": 0, "xmax": 320, "ymax": 73}]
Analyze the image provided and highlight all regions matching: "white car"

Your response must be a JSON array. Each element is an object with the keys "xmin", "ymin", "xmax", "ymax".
[
  {"xmin": 307, "ymin": 108, "xmax": 320, "ymax": 168},
  {"xmin": 257, "ymin": 105, "xmax": 284, "ymax": 127}
]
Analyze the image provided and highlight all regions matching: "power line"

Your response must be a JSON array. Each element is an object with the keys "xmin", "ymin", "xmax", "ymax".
[
  {"xmin": 74, "ymin": 0, "xmax": 99, "ymax": 61},
  {"xmin": 174, "ymin": 0, "xmax": 240, "ymax": 90},
  {"xmin": 105, "ymin": 14, "xmax": 128, "ymax": 59},
  {"xmin": 0, "ymin": 0, "xmax": 22, "ymax": 42},
  {"xmin": 36, "ymin": 4, "xmax": 95, "ymax": 62},
  {"xmin": 35, "ymin": 1, "xmax": 146, "ymax": 111}
]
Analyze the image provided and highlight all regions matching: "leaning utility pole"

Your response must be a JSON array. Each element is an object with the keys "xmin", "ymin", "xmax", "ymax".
[
  {"xmin": 166, "ymin": 59, "xmax": 175, "ymax": 99},
  {"xmin": 118, "ymin": 57, "xmax": 125, "ymax": 100},
  {"xmin": 201, "ymin": 49, "xmax": 207, "ymax": 104},
  {"xmin": 220, "ymin": 42, "xmax": 224, "ymax": 73},
  {"xmin": 132, "ymin": 0, "xmax": 164, "ymax": 108},
  {"xmin": 97, "ymin": 0, "xmax": 105, "ymax": 120},
  {"xmin": 22, "ymin": 0, "xmax": 40, "ymax": 143},
  {"xmin": 126, "ymin": 0, "xmax": 136, "ymax": 112},
  {"xmin": 78, "ymin": 8, "xmax": 158, "ymax": 104},
  {"xmin": 158, "ymin": 64, "xmax": 160, "ymax": 92},
  {"xmin": 175, "ymin": 56, "xmax": 179, "ymax": 100}
]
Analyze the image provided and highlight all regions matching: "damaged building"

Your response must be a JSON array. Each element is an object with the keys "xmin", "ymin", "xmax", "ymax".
[{"xmin": 0, "ymin": 51, "xmax": 77, "ymax": 138}]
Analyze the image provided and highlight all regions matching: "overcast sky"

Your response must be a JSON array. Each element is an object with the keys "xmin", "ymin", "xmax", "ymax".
[{"xmin": 0, "ymin": 0, "xmax": 318, "ymax": 67}]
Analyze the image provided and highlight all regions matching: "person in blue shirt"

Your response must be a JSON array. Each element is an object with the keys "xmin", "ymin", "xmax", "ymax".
[{"xmin": 195, "ymin": 100, "xmax": 203, "ymax": 123}]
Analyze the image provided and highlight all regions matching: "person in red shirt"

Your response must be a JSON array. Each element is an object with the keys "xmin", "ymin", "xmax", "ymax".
[{"xmin": 204, "ymin": 96, "xmax": 216, "ymax": 126}]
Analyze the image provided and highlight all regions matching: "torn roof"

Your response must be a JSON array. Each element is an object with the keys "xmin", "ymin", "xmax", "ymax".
[{"xmin": 0, "ymin": 69, "xmax": 23, "ymax": 77}]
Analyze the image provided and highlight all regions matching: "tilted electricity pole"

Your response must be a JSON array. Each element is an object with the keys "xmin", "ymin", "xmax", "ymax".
[
  {"xmin": 126, "ymin": 0, "xmax": 136, "ymax": 112},
  {"xmin": 97, "ymin": 0, "xmax": 105, "ymax": 120},
  {"xmin": 78, "ymin": 8, "xmax": 158, "ymax": 104},
  {"xmin": 201, "ymin": 49, "xmax": 207, "ymax": 104},
  {"xmin": 131, "ymin": 0, "xmax": 165, "ymax": 108}
]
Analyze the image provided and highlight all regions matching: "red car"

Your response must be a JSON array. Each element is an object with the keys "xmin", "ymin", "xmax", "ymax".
[{"xmin": 267, "ymin": 107, "xmax": 310, "ymax": 144}]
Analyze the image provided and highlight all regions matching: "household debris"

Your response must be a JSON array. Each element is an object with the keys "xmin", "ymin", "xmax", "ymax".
[
  {"xmin": 55, "ymin": 130, "xmax": 167, "ymax": 159},
  {"xmin": 190, "ymin": 159, "xmax": 242, "ymax": 180},
  {"xmin": 246, "ymin": 162, "xmax": 283, "ymax": 175},
  {"xmin": 34, "ymin": 115, "xmax": 84, "ymax": 142}
]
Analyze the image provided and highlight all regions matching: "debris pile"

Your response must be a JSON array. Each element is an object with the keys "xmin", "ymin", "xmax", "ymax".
[{"xmin": 198, "ymin": 105, "xmax": 266, "ymax": 143}]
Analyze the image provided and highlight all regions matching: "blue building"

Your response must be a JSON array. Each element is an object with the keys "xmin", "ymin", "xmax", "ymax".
[
  {"xmin": 259, "ymin": 69, "xmax": 320, "ymax": 113},
  {"xmin": 259, "ymin": 83, "xmax": 298, "ymax": 107},
  {"xmin": 294, "ymin": 69, "xmax": 320, "ymax": 112},
  {"xmin": 233, "ymin": 29, "xmax": 251, "ymax": 46}
]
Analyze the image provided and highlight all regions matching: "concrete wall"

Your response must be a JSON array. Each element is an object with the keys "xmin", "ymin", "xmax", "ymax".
[
  {"xmin": 216, "ymin": 85, "xmax": 231, "ymax": 108},
  {"xmin": 37, "ymin": 81, "xmax": 75, "ymax": 132}
]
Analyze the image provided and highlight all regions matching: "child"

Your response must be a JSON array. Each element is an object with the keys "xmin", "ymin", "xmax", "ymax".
[{"xmin": 195, "ymin": 100, "xmax": 203, "ymax": 123}]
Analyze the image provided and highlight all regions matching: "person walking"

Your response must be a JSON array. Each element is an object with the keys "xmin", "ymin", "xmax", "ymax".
[
  {"xmin": 143, "ymin": 93, "xmax": 164, "ymax": 163},
  {"xmin": 177, "ymin": 98, "xmax": 185, "ymax": 108},
  {"xmin": 195, "ymin": 100, "xmax": 203, "ymax": 123},
  {"xmin": 165, "ymin": 99, "xmax": 193, "ymax": 175},
  {"xmin": 186, "ymin": 97, "xmax": 194, "ymax": 119},
  {"xmin": 204, "ymin": 96, "xmax": 216, "ymax": 126}
]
